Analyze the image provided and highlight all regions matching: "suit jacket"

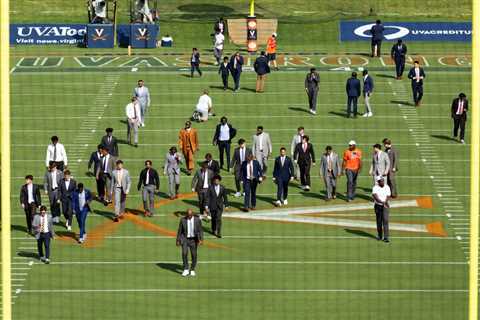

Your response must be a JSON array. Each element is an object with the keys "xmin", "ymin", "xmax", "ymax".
[
  {"xmin": 43, "ymin": 170, "xmax": 64, "ymax": 192},
  {"xmin": 218, "ymin": 62, "xmax": 230, "ymax": 76},
  {"xmin": 164, "ymin": 152, "xmax": 182, "ymax": 175},
  {"xmin": 370, "ymin": 24, "xmax": 384, "ymax": 41},
  {"xmin": 408, "ymin": 67, "xmax": 426, "ymax": 86},
  {"xmin": 206, "ymin": 184, "xmax": 228, "ymax": 211},
  {"xmin": 229, "ymin": 55, "xmax": 244, "ymax": 74},
  {"xmin": 320, "ymin": 152, "xmax": 342, "ymax": 178},
  {"xmin": 137, "ymin": 168, "xmax": 160, "ymax": 190},
  {"xmin": 207, "ymin": 160, "xmax": 220, "ymax": 176},
  {"xmin": 32, "ymin": 213, "xmax": 55, "ymax": 240},
  {"xmin": 451, "ymin": 98, "xmax": 468, "ymax": 119},
  {"xmin": 58, "ymin": 178, "xmax": 77, "ymax": 201},
  {"xmin": 88, "ymin": 151, "xmax": 103, "ymax": 173},
  {"xmin": 176, "ymin": 216, "xmax": 204, "ymax": 244},
  {"xmin": 369, "ymin": 151, "xmax": 391, "ymax": 176},
  {"xmin": 97, "ymin": 154, "xmax": 116, "ymax": 178},
  {"xmin": 385, "ymin": 147, "xmax": 399, "ymax": 172},
  {"xmin": 72, "ymin": 189, "xmax": 92, "ymax": 214},
  {"xmin": 20, "ymin": 183, "xmax": 42, "ymax": 207},
  {"xmin": 178, "ymin": 128, "xmax": 199, "ymax": 153},
  {"xmin": 254, "ymin": 55, "xmax": 270, "ymax": 76},
  {"xmin": 363, "ymin": 75, "xmax": 374, "ymax": 94},
  {"xmin": 133, "ymin": 86, "xmax": 151, "ymax": 107},
  {"xmin": 346, "ymin": 77, "xmax": 361, "ymax": 97},
  {"xmin": 305, "ymin": 72, "xmax": 320, "ymax": 89},
  {"xmin": 110, "ymin": 169, "xmax": 131, "ymax": 194},
  {"xmin": 294, "ymin": 142, "xmax": 316, "ymax": 164},
  {"xmin": 273, "ymin": 156, "xmax": 295, "ymax": 181},
  {"xmin": 100, "ymin": 135, "xmax": 119, "ymax": 157},
  {"xmin": 191, "ymin": 169, "xmax": 214, "ymax": 192},
  {"xmin": 213, "ymin": 123, "xmax": 237, "ymax": 144},
  {"xmin": 241, "ymin": 160, "xmax": 263, "ymax": 182},
  {"xmin": 230, "ymin": 147, "xmax": 253, "ymax": 173},
  {"xmin": 191, "ymin": 52, "xmax": 200, "ymax": 66},
  {"xmin": 290, "ymin": 134, "xmax": 303, "ymax": 156},
  {"xmin": 252, "ymin": 132, "xmax": 272, "ymax": 155},
  {"xmin": 391, "ymin": 43, "xmax": 407, "ymax": 59}
]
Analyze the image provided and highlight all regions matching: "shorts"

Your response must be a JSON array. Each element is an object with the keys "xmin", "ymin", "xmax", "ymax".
[{"xmin": 267, "ymin": 53, "xmax": 276, "ymax": 61}]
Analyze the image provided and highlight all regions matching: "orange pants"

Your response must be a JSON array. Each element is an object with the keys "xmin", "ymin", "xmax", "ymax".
[{"xmin": 183, "ymin": 148, "xmax": 195, "ymax": 171}]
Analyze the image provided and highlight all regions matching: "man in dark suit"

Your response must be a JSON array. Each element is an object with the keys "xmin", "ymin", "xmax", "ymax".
[
  {"xmin": 176, "ymin": 208, "xmax": 204, "ymax": 277},
  {"xmin": 205, "ymin": 153, "xmax": 220, "ymax": 176},
  {"xmin": 273, "ymin": 147, "xmax": 295, "ymax": 206},
  {"xmin": 20, "ymin": 175, "xmax": 42, "ymax": 234},
  {"xmin": 218, "ymin": 56, "xmax": 230, "ymax": 90},
  {"xmin": 58, "ymin": 170, "xmax": 77, "ymax": 231},
  {"xmin": 212, "ymin": 116, "xmax": 237, "ymax": 171},
  {"xmin": 362, "ymin": 69, "xmax": 374, "ymax": 117},
  {"xmin": 305, "ymin": 68, "xmax": 320, "ymax": 115},
  {"xmin": 451, "ymin": 93, "xmax": 468, "ymax": 144},
  {"xmin": 88, "ymin": 144, "xmax": 103, "ymax": 177},
  {"xmin": 230, "ymin": 138, "xmax": 252, "ymax": 198},
  {"xmin": 370, "ymin": 20, "xmax": 384, "ymax": 57},
  {"xmin": 382, "ymin": 138, "xmax": 399, "ymax": 198},
  {"xmin": 241, "ymin": 154, "xmax": 263, "ymax": 211},
  {"xmin": 346, "ymin": 72, "xmax": 361, "ymax": 118},
  {"xmin": 100, "ymin": 128, "xmax": 119, "ymax": 157},
  {"xmin": 229, "ymin": 51, "xmax": 244, "ymax": 92},
  {"xmin": 137, "ymin": 160, "xmax": 160, "ymax": 217},
  {"xmin": 190, "ymin": 47, "xmax": 202, "ymax": 78},
  {"xmin": 96, "ymin": 146, "xmax": 116, "ymax": 205},
  {"xmin": 254, "ymin": 51, "xmax": 270, "ymax": 93},
  {"xmin": 391, "ymin": 39, "xmax": 407, "ymax": 79},
  {"xmin": 293, "ymin": 135, "xmax": 316, "ymax": 191},
  {"xmin": 205, "ymin": 176, "xmax": 228, "ymax": 238},
  {"xmin": 43, "ymin": 163, "xmax": 64, "ymax": 223},
  {"xmin": 407, "ymin": 61, "xmax": 426, "ymax": 107},
  {"xmin": 191, "ymin": 161, "xmax": 214, "ymax": 217}
]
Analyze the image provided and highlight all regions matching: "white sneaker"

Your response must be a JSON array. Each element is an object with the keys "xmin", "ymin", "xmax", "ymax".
[
  {"xmin": 83, "ymin": 234, "xmax": 87, "ymax": 240},
  {"xmin": 368, "ymin": 112, "xmax": 373, "ymax": 117},
  {"xmin": 141, "ymin": 122, "xmax": 145, "ymax": 127},
  {"xmin": 283, "ymin": 199, "xmax": 288, "ymax": 205},
  {"xmin": 461, "ymin": 139, "xmax": 465, "ymax": 144},
  {"xmin": 234, "ymin": 192, "xmax": 241, "ymax": 198},
  {"xmin": 67, "ymin": 225, "xmax": 72, "ymax": 231},
  {"xmin": 182, "ymin": 270, "xmax": 189, "ymax": 277},
  {"xmin": 304, "ymin": 185, "xmax": 310, "ymax": 191},
  {"xmin": 362, "ymin": 113, "xmax": 369, "ymax": 117},
  {"xmin": 309, "ymin": 109, "xmax": 316, "ymax": 115},
  {"xmin": 275, "ymin": 200, "xmax": 282, "ymax": 206},
  {"xmin": 190, "ymin": 270, "xmax": 196, "ymax": 277}
]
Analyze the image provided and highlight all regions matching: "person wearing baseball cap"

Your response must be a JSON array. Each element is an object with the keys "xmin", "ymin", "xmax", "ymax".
[
  {"xmin": 342, "ymin": 140, "xmax": 362, "ymax": 201},
  {"xmin": 372, "ymin": 176, "xmax": 391, "ymax": 243},
  {"xmin": 266, "ymin": 32, "xmax": 278, "ymax": 71},
  {"xmin": 451, "ymin": 92, "xmax": 468, "ymax": 144}
]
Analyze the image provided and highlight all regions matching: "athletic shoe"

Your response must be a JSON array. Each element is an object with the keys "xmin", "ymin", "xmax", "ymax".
[
  {"xmin": 40, "ymin": 256, "xmax": 46, "ymax": 262},
  {"xmin": 304, "ymin": 185, "xmax": 310, "ymax": 191},
  {"xmin": 190, "ymin": 270, "xmax": 196, "ymax": 277},
  {"xmin": 182, "ymin": 270, "xmax": 189, "ymax": 277},
  {"xmin": 362, "ymin": 113, "xmax": 369, "ymax": 117},
  {"xmin": 275, "ymin": 200, "xmax": 282, "ymax": 207},
  {"xmin": 67, "ymin": 226, "xmax": 72, "ymax": 232},
  {"xmin": 234, "ymin": 192, "xmax": 241, "ymax": 198},
  {"xmin": 368, "ymin": 112, "xmax": 373, "ymax": 117},
  {"xmin": 283, "ymin": 199, "xmax": 288, "ymax": 205},
  {"xmin": 309, "ymin": 109, "xmax": 316, "ymax": 115},
  {"xmin": 45, "ymin": 259, "xmax": 50, "ymax": 264},
  {"xmin": 78, "ymin": 238, "xmax": 84, "ymax": 244},
  {"xmin": 461, "ymin": 139, "xmax": 465, "ymax": 144},
  {"xmin": 383, "ymin": 239, "xmax": 390, "ymax": 243}
]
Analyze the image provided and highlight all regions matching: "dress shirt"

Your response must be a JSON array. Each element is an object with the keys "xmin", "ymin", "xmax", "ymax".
[
  {"xmin": 126, "ymin": 102, "xmax": 141, "ymax": 120},
  {"xmin": 27, "ymin": 183, "xmax": 34, "ymax": 203},
  {"xmin": 215, "ymin": 185, "xmax": 220, "ymax": 196},
  {"xmin": 457, "ymin": 100, "xmax": 465, "ymax": 115},
  {"xmin": 415, "ymin": 68, "xmax": 420, "ymax": 81},
  {"xmin": 65, "ymin": 179, "xmax": 70, "ymax": 191},
  {"xmin": 202, "ymin": 170, "xmax": 209, "ymax": 189},
  {"xmin": 258, "ymin": 133, "xmax": 264, "ymax": 151},
  {"xmin": 51, "ymin": 171, "xmax": 58, "ymax": 189},
  {"xmin": 145, "ymin": 169, "xmax": 150, "ymax": 185},
  {"xmin": 214, "ymin": 33, "xmax": 224, "ymax": 50},
  {"xmin": 219, "ymin": 124, "xmax": 230, "ymax": 141},
  {"xmin": 281, "ymin": 156, "xmax": 285, "ymax": 166},
  {"xmin": 247, "ymin": 161, "xmax": 253, "ymax": 179},
  {"xmin": 372, "ymin": 185, "xmax": 391, "ymax": 205},
  {"xmin": 45, "ymin": 143, "xmax": 68, "ymax": 167},
  {"xmin": 78, "ymin": 191, "xmax": 86, "ymax": 210},
  {"xmin": 240, "ymin": 147, "xmax": 245, "ymax": 162},
  {"xmin": 102, "ymin": 155, "xmax": 110, "ymax": 173},
  {"xmin": 116, "ymin": 169, "xmax": 124, "ymax": 188},
  {"xmin": 187, "ymin": 217, "xmax": 195, "ymax": 237}
]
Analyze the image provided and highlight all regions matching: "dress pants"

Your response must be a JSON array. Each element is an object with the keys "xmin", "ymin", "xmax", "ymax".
[
  {"xmin": 345, "ymin": 169, "xmax": 359, "ymax": 200},
  {"xmin": 98, "ymin": 173, "xmax": 112, "ymax": 201},
  {"xmin": 37, "ymin": 232, "xmax": 52, "ymax": 259},
  {"xmin": 221, "ymin": 74, "xmax": 228, "ymax": 89},
  {"xmin": 232, "ymin": 71, "xmax": 241, "ymax": 90},
  {"xmin": 307, "ymin": 87, "xmax": 318, "ymax": 111},
  {"xmin": 395, "ymin": 57, "xmax": 405, "ymax": 77},
  {"xmin": 183, "ymin": 148, "xmax": 195, "ymax": 172},
  {"xmin": 190, "ymin": 63, "xmax": 202, "ymax": 77},
  {"xmin": 61, "ymin": 198, "xmax": 73, "ymax": 226},
  {"xmin": 364, "ymin": 92, "xmax": 372, "ymax": 114},
  {"xmin": 142, "ymin": 184, "xmax": 156, "ymax": 214},
  {"xmin": 140, "ymin": 102, "xmax": 148, "ymax": 124},
  {"xmin": 276, "ymin": 178, "xmax": 289, "ymax": 201},
  {"xmin": 347, "ymin": 96, "xmax": 358, "ymax": 116},
  {"xmin": 234, "ymin": 168, "xmax": 243, "ymax": 192},
  {"xmin": 371, "ymin": 39, "xmax": 382, "ymax": 56},
  {"xmin": 453, "ymin": 116, "xmax": 466, "ymax": 140},
  {"xmin": 211, "ymin": 209, "xmax": 223, "ymax": 235},
  {"xmin": 255, "ymin": 151, "xmax": 268, "ymax": 175},
  {"xmin": 48, "ymin": 189, "xmax": 61, "ymax": 219},
  {"xmin": 323, "ymin": 172, "xmax": 337, "ymax": 199},
  {"xmin": 167, "ymin": 172, "xmax": 180, "ymax": 197},
  {"xmin": 387, "ymin": 172, "xmax": 397, "ymax": 197},
  {"xmin": 243, "ymin": 179, "xmax": 258, "ymax": 209},
  {"xmin": 256, "ymin": 74, "xmax": 266, "ymax": 92},
  {"xmin": 298, "ymin": 162, "xmax": 311, "ymax": 187},
  {"xmin": 127, "ymin": 119, "xmax": 139, "ymax": 144},
  {"xmin": 218, "ymin": 141, "xmax": 231, "ymax": 170},
  {"xmin": 75, "ymin": 208, "xmax": 89, "ymax": 239},
  {"xmin": 24, "ymin": 203, "xmax": 36, "ymax": 232},
  {"xmin": 197, "ymin": 189, "xmax": 208, "ymax": 215},
  {"xmin": 182, "ymin": 238, "xmax": 198, "ymax": 270},
  {"xmin": 412, "ymin": 84, "xmax": 423, "ymax": 104},
  {"xmin": 374, "ymin": 204, "xmax": 390, "ymax": 240},
  {"xmin": 114, "ymin": 187, "xmax": 127, "ymax": 216},
  {"xmin": 213, "ymin": 48, "xmax": 223, "ymax": 64}
]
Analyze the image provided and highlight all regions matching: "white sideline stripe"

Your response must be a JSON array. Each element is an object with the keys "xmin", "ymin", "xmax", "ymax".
[{"xmin": 10, "ymin": 143, "xmax": 471, "ymax": 147}]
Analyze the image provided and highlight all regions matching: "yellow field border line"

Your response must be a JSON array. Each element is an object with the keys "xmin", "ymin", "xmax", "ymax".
[{"xmin": 1, "ymin": 0, "xmax": 11, "ymax": 318}]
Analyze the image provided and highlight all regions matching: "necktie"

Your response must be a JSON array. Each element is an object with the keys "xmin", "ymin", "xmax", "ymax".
[
  {"xmin": 103, "ymin": 157, "xmax": 107, "ymax": 172},
  {"xmin": 53, "ymin": 144, "xmax": 57, "ymax": 162},
  {"xmin": 40, "ymin": 216, "xmax": 45, "ymax": 233},
  {"xmin": 108, "ymin": 136, "xmax": 111, "ymax": 144}
]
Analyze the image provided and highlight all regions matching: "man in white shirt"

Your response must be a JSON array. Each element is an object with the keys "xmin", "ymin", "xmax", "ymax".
[
  {"xmin": 133, "ymin": 80, "xmax": 151, "ymax": 127},
  {"xmin": 195, "ymin": 89, "xmax": 214, "ymax": 122},
  {"xmin": 45, "ymin": 135, "xmax": 68, "ymax": 171},
  {"xmin": 44, "ymin": 163, "xmax": 64, "ymax": 223},
  {"xmin": 213, "ymin": 31, "xmax": 225, "ymax": 65},
  {"xmin": 126, "ymin": 96, "xmax": 141, "ymax": 147},
  {"xmin": 372, "ymin": 177, "xmax": 391, "ymax": 243}
]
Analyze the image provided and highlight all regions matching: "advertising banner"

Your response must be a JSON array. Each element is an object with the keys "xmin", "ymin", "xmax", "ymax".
[
  {"xmin": 86, "ymin": 24, "xmax": 114, "ymax": 48},
  {"xmin": 10, "ymin": 24, "xmax": 86, "ymax": 45}
]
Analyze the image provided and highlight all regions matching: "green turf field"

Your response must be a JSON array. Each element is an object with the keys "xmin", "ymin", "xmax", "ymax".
[{"xmin": 6, "ymin": 0, "xmax": 473, "ymax": 319}]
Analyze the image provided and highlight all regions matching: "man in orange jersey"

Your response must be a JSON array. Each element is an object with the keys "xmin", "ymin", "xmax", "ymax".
[
  {"xmin": 342, "ymin": 140, "xmax": 362, "ymax": 202},
  {"xmin": 178, "ymin": 121, "xmax": 199, "ymax": 176},
  {"xmin": 266, "ymin": 33, "xmax": 278, "ymax": 71}
]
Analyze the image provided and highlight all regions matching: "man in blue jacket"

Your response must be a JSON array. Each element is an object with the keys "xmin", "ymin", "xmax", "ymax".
[
  {"xmin": 72, "ymin": 183, "xmax": 92, "ymax": 244},
  {"xmin": 229, "ymin": 52, "xmax": 244, "ymax": 92},
  {"xmin": 272, "ymin": 147, "xmax": 295, "ymax": 206},
  {"xmin": 407, "ymin": 61, "xmax": 426, "ymax": 107},
  {"xmin": 346, "ymin": 72, "xmax": 361, "ymax": 118},
  {"xmin": 362, "ymin": 69, "xmax": 374, "ymax": 117},
  {"xmin": 241, "ymin": 154, "xmax": 263, "ymax": 211},
  {"xmin": 370, "ymin": 20, "xmax": 384, "ymax": 57},
  {"xmin": 391, "ymin": 39, "xmax": 407, "ymax": 79},
  {"xmin": 254, "ymin": 51, "xmax": 270, "ymax": 93}
]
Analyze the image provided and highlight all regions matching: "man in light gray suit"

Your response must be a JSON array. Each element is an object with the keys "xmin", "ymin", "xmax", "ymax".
[
  {"xmin": 369, "ymin": 144, "xmax": 390, "ymax": 185},
  {"xmin": 110, "ymin": 160, "xmax": 131, "ymax": 222},
  {"xmin": 43, "ymin": 163, "xmax": 64, "ymax": 223},
  {"xmin": 290, "ymin": 127, "xmax": 304, "ymax": 180},
  {"xmin": 383, "ymin": 138, "xmax": 399, "ymax": 198},
  {"xmin": 320, "ymin": 146, "xmax": 342, "ymax": 200},
  {"xmin": 164, "ymin": 146, "xmax": 183, "ymax": 200},
  {"xmin": 191, "ymin": 161, "xmax": 214, "ymax": 218},
  {"xmin": 133, "ymin": 79, "xmax": 151, "ymax": 127},
  {"xmin": 32, "ymin": 205, "xmax": 55, "ymax": 264},
  {"xmin": 252, "ymin": 126, "xmax": 272, "ymax": 177}
]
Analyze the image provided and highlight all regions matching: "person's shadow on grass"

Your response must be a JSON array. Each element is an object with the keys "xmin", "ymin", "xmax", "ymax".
[
  {"xmin": 288, "ymin": 107, "xmax": 310, "ymax": 114},
  {"xmin": 156, "ymin": 263, "xmax": 183, "ymax": 274},
  {"xmin": 430, "ymin": 134, "xmax": 458, "ymax": 142},
  {"xmin": 345, "ymin": 229, "xmax": 377, "ymax": 240}
]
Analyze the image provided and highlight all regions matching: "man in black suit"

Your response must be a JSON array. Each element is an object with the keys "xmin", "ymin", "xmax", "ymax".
[
  {"xmin": 451, "ymin": 93, "xmax": 468, "ymax": 144},
  {"xmin": 205, "ymin": 176, "xmax": 228, "ymax": 238},
  {"xmin": 218, "ymin": 56, "xmax": 230, "ymax": 90},
  {"xmin": 137, "ymin": 160, "xmax": 160, "ymax": 217},
  {"xmin": 190, "ymin": 47, "xmax": 202, "ymax": 78},
  {"xmin": 346, "ymin": 72, "xmax": 361, "ymax": 118},
  {"xmin": 391, "ymin": 39, "xmax": 407, "ymax": 79},
  {"xmin": 58, "ymin": 170, "xmax": 77, "ymax": 231},
  {"xmin": 230, "ymin": 138, "xmax": 252, "ymax": 198},
  {"xmin": 229, "ymin": 51, "xmax": 244, "ymax": 92},
  {"xmin": 191, "ymin": 161, "xmax": 214, "ymax": 217},
  {"xmin": 305, "ymin": 68, "xmax": 320, "ymax": 115},
  {"xmin": 212, "ymin": 116, "xmax": 237, "ymax": 171},
  {"xmin": 241, "ymin": 154, "xmax": 263, "ymax": 211},
  {"xmin": 370, "ymin": 19, "xmax": 384, "ymax": 57},
  {"xmin": 100, "ymin": 128, "xmax": 119, "ymax": 157},
  {"xmin": 407, "ymin": 61, "xmax": 426, "ymax": 106},
  {"xmin": 176, "ymin": 208, "xmax": 204, "ymax": 277},
  {"xmin": 88, "ymin": 144, "xmax": 103, "ymax": 176},
  {"xmin": 254, "ymin": 51, "xmax": 270, "ymax": 93},
  {"xmin": 205, "ymin": 153, "xmax": 220, "ymax": 176},
  {"xmin": 293, "ymin": 135, "xmax": 316, "ymax": 191},
  {"xmin": 273, "ymin": 147, "xmax": 295, "ymax": 206},
  {"xmin": 20, "ymin": 175, "xmax": 42, "ymax": 234}
]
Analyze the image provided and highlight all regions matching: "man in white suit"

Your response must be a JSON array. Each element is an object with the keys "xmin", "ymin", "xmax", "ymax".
[
  {"xmin": 369, "ymin": 144, "xmax": 390, "ymax": 185},
  {"xmin": 110, "ymin": 160, "xmax": 131, "ymax": 222},
  {"xmin": 126, "ymin": 97, "xmax": 141, "ymax": 147},
  {"xmin": 133, "ymin": 80, "xmax": 151, "ymax": 127},
  {"xmin": 252, "ymin": 126, "xmax": 272, "ymax": 177}
]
